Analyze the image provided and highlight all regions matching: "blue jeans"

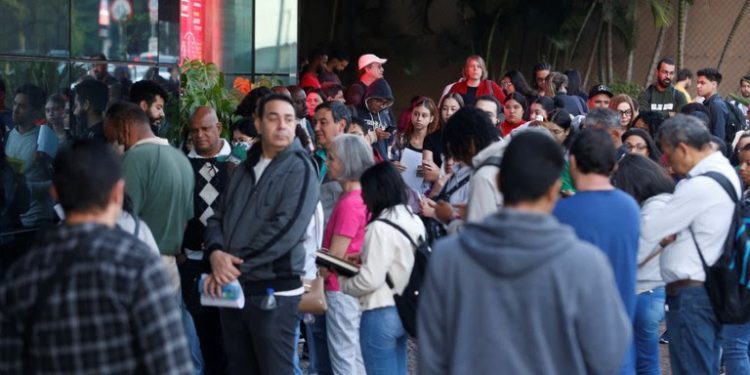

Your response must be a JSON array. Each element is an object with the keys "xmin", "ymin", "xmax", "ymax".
[
  {"xmin": 359, "ymin": 306, "xmax": 407, "ymax": 375},
  {"xmin": 178, "ymin": 293, "xmax": 204, "ymax": 375},
  {"xmin": 308, "ymin": 314, "xmax": 332, "ymax": 375},
  {"xmin": 666, "ymin": 286, "xmax": 722, "ymax": 375},
  {"xmin": 293, "ymin": 321, "xmax": 303, "ymax": 375},
  {"xmin": 722, "ymin": 322, "xmax": 750, "ymax": 375},
  {"xmin": 634, "ymin": 287, "xmax": 665, "ymax": 375}
]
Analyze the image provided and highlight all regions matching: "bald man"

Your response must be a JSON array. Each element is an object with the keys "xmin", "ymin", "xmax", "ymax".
[
  {"xmin": 180, "ymin": 105, "xmax": 233, "ymax": 373},
  {"xmin": 103, "ymin": 102, "xmax": 204, "ymax": 371}
]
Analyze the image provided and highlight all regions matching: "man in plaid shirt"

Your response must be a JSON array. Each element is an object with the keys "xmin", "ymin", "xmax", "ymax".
[{"xmin": 0, "ymin": 139, "xmax": 193, "ymax": 374}]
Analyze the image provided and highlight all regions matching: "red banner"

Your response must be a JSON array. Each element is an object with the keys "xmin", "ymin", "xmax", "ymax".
[{"xmin": 180, "ymin": 0, "xmax": 205, "ymax": 62}]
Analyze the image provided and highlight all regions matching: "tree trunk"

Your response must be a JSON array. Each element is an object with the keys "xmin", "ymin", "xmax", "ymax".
[
  {"xmin": 484, "ymin": 8, "xmax": 503, "ymax": 74},
  {"xmin": 598, "ymin": 31, "xmax": 606, "ymax": 84},
  {"xmin": 626, "ymin": 49, "xmax": 635, "ymax": 83},
  {"xmin": 718, "ymin": 0, "xmax": 750, "ymax": 70},
  {"xmin": 607, "ymin": 20, "xmax": 614, "ymax": 82},
  {"xmin": 568, "ymin": 1, "xmax": 598, "ymax": 66},
  {"xmin": 677, "ymin": 0, "xmax": 689, "ymax": 69},
  {"xmin": 552, "ymin": 47, "xmax": 560, "ymax": 69},
  {"xmin": 328, "ymin": 0, "xmax": 339, "ymax": 44},
  {"xmin": 646, "ymin": 26, "xmax": 667, "ymax": 87},
  {"xmin": 584, "ymin": 17, "xmax": 604, "ymax": 89},
  {"xmin": 500, "ymin": 41, "xmax": 510, "ymax": 80}
]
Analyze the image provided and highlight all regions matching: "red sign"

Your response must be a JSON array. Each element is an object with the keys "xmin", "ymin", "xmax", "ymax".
[{"xmin": 180, "ymin": 0, "xmax": 205, "ymax": 62}]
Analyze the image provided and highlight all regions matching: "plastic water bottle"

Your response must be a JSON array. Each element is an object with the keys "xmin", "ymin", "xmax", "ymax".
[{"xmin": 260, "ymin": 288, "xmax": 277, "ymax": 310}]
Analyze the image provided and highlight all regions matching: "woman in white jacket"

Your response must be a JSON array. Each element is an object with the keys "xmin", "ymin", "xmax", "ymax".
[
  {"xmin": 340, "ymin": 162, "xmax": 426, "ymax": 375},
  {"xmin": 612, "ymin": 154, "xmax": 676, "ymax": 375}
]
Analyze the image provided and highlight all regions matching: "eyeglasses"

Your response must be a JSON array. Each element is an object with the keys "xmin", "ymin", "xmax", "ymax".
[
  {"xmin": 500, "ymin": 81, "xmax": 512, "ymax": 88},
  {"xmin": 619, "ymin": 109, "xmax": 633, "ymax": 117}
]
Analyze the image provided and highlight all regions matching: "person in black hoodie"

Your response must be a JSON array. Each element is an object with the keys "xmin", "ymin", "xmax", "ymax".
[{"xmin": 351, "ymin": 78, "xmax": 397, "ymax": 161}]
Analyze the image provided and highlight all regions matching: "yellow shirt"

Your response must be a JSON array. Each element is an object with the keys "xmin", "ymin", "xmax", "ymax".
[{"xmin": 676, "ymin": 85, "xmax": 691, "ymax": 102}]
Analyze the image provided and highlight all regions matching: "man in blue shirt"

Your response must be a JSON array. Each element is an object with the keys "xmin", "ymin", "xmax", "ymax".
[
  {"xmin": 696, "ymin": 68, "xmax": 730, "ymax": 142},
  {"xmin": 554, "ymin": 128, "xmax": 640, "ymax": 375}
]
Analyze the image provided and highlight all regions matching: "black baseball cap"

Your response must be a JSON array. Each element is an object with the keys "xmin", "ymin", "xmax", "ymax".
[{"xmin": 589, "ymin": 84, "xmax": 613, "ymax": 98}]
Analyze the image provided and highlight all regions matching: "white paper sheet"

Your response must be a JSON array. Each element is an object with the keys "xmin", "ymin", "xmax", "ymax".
[{"xmin": 400, "ymin": 147, "xmax": 425, "ymax": 193}]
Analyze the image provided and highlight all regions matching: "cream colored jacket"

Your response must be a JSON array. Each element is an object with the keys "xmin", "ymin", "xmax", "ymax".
[{"xmin": 340, "ymin": 205, "xmax": 426, "ymax": 311}]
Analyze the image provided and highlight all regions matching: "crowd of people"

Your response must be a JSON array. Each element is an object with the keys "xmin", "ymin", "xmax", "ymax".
[{"xmin": 2, "ymin": 48, "xmax": 750, "ymax": 375}]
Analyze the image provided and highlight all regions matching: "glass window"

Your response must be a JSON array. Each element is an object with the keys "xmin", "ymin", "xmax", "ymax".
[
  {"xmin": 201, "ymin": 0, "xmax": 254, "ymax": 76},
  {"xmin": 1, "ymin": 60, "xmax": 72, "ymax": 248},
  {"xmin": 254, "ymin": 0, "xmax": 297, "ymax": 75},
  {"xmin": 158, "ymin": 0, "xmax": 180, "ymax": 64},
  {"xmin": 72, "ymin": 0, "xmax": 158, "ymax": 62},
  {"xmin": 0, "ymin": 0, "xmax": 70, "ymax": 57}
]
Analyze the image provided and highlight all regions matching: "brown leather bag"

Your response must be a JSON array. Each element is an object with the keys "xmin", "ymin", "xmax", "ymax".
[{"xmin": 298, "ymin": 275, "xmax": 327, "ymax": 314}]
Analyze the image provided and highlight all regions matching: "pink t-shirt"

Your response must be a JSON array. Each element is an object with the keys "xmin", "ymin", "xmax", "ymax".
[{"xmin": 323, "ymin": 189, "xmax": 368, "ymax": 291}]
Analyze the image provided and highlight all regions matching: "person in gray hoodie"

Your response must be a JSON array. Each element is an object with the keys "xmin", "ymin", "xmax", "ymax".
[
  {"xmin": 203, "ymin": 94, "xmax": 320, "ymax": 375},
  {"xmin": 418, "ymin": 131, "xmax": 631, "ymax": 375}
]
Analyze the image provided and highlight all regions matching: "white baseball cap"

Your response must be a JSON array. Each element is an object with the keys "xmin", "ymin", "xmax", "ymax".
[{"xmin": 358, "ymin": 54, "xmax": 387, "ymax": 70}]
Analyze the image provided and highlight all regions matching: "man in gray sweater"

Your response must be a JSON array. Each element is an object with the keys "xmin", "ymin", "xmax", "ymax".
[
  {"xmin": 418, "ymin": 131, "xmax": 631, "ymax": 374},
  {"xmin": 204, "ymin": 94, "xmax": 320, "ymax": 375}
]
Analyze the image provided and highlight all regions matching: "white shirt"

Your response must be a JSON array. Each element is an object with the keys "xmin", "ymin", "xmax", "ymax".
[
  {"xmin": 642, "ymin": 151, "xmax": 740, "ymax": 283},
  {"xmin": 187, "ymin": 139, "xmax": 231, "ymax": 159},
  {"xmin": 340, "ymin": 205, "xmax": 426, "ymax": 311},
  {"xmin": 254, "ymin": 157, "xmax": 272, "ymax": 179}
]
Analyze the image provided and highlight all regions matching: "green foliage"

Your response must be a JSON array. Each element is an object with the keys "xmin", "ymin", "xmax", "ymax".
[
  {"xmin": 609, "ymin": 79, "xmax": 643, "ymax": 98},
  {"xmin": 173, "ymin": 59, "xmax": 242, "ymax": 144}
]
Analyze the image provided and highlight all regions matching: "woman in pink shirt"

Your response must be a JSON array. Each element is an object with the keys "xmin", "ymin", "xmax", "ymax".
[{"xmin": 321, "ymin": 134, "xmax": 375, "ymax": 374}]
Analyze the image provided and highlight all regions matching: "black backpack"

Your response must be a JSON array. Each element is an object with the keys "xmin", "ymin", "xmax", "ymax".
[
  {"xmin": 689, "ymin": 171, "xmax": 750, "ymax": 324},
  {"xmin": 376, "ymin": 218, "xmax": 432, "ymax": 337},
  {"xmin": 723, "ymin": 99, "xmax": 749, "ymax": 143}
]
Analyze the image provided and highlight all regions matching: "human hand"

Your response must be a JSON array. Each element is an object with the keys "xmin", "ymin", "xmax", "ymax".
[
  {"xmin": 660, "ymin": 234, "xmax": 677, "ymax": 248},
  {"xmin": 202, "ymin": 274, "xmax": 224, "ymax": 299},
  {"xmin": 375, "ymin": 128, "xmax": 391, "ymax": 140},
  {"xmin": 454, "ymin": 203, "xmax": 466, "ymax": 219},
  {"xmin": 344, "ymin": 252, "xmax": 361, "ymax": 265},
  {"xmin": 420, "ymin": 197, "xmax": 437, "ymax": 218},
  {"xmin": 209, "ymin": 250, "xmax": 243, "ymax": 285},
  {"xmin": 434, "ymin": 200, "xmax": 455, "ymax": 223},
  {"xmin": 392, "ymin": 161, "xmax": 407, "ymax": 172},
  {"xmin": 421, "ymin": 160, "xmax": 439, "ymax": 182}
]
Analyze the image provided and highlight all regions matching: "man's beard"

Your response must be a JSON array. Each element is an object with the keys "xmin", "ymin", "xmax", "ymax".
[
  {"xmin": 659, "ymin": 78, "xmax": 672, "ymax": 87},
  {"xmin": 150, "ymin": 116, "xmax": 162, "ymax": 127}
]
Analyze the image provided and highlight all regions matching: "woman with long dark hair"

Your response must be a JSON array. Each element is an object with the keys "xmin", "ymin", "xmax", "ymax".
[
  {"xmin": 390, "ymin": 97, "xmax": 439, "ymax": 194},
  {"xmin": 500, "ymin": 70, "xmax": 537, "ymax": 104},
  {"xmin": 621, "ymin": 128, "xmax": 662, "ymax": 164},
  {"xmin": 340, "ymin": 162, "xmax": 426, "ymax": 375},
  {"xmin": 498, "ymin": 93, "xmax": 529, "ymax": 137},
  {"xmin": 611, "ymin": 154, "xmax": 676, "ymax": 375},
  {"xmin": 564, "ymin": 69, "xmax": 587, "ymax": 101}
]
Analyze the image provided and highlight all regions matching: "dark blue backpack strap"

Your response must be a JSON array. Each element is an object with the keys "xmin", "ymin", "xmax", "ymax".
[{"xmin": 699, "ymin": 171, "xmax": 739, "ymax": 203}]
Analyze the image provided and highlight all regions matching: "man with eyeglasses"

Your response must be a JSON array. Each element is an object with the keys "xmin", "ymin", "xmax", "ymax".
[{"xmin": 638, "ymin": 57, "xmax": 688, "ymax": 116}]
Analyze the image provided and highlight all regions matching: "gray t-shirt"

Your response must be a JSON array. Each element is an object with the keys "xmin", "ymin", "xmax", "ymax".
[{"xmin": 6, "ymin": 126, "xmax": 54, "ymax": 227}]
